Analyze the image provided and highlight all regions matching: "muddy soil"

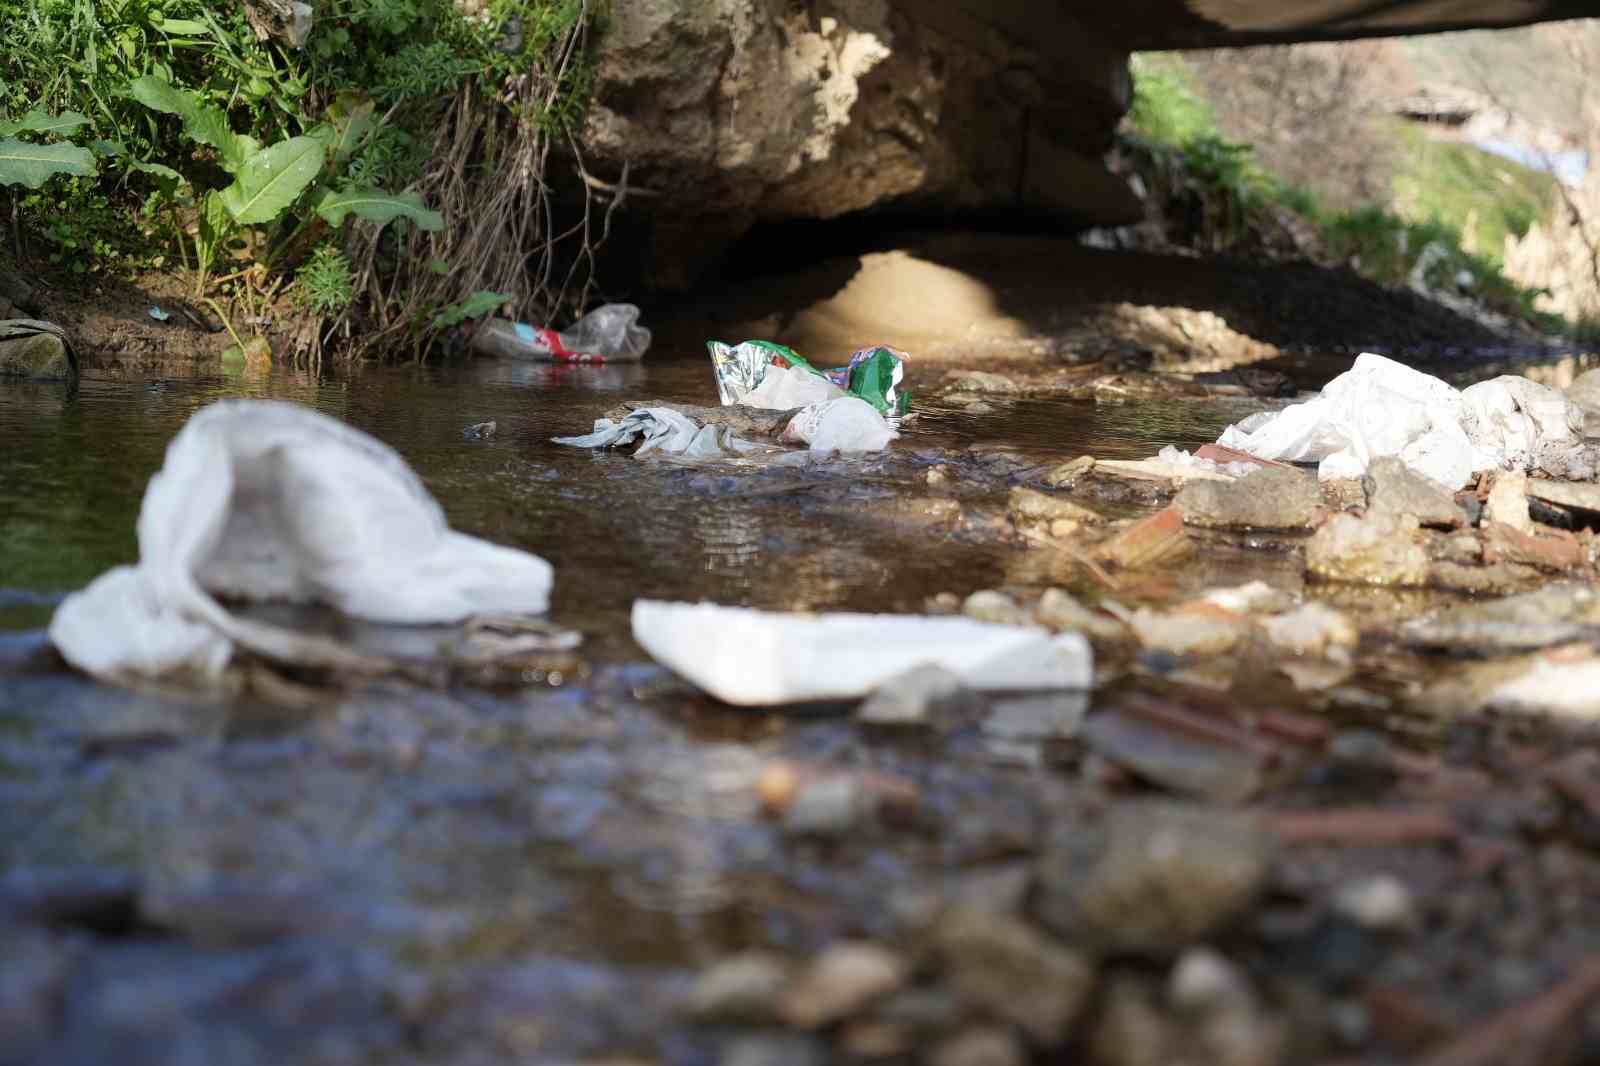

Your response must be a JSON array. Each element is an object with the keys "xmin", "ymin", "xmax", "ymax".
[{"xmin": 4, "ymin": 237, "xmax": 1600, "ymax": 1066}]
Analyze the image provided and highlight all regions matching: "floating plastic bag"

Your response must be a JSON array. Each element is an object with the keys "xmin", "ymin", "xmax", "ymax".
[
  {"xmin": 553, "ymin": 406, "xmax": 771, "ymax": 458},
  {"xmin": 781, "ymin": 396, "xmax": 898, "ymax": 453},
  {"xmin": 472, "ymin": 303, "xmax": 651, "ymax": 363},
  {"xmin": 631, "ymin": 600, "xmax": 1092, "ymax": 706},
  {"xmin": 745, "ymin": 363, "xmax": 846, "ymax": 409},
  {"xmin": 706, "ymin": 340, "xmax": 911, "ymax": 417},
  {"xmin": 49, "ymin": 400, "xmax": 554, "ymax": 684}
]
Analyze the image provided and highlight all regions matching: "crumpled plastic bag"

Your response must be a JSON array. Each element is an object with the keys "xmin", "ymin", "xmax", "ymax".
[
  {"xmin": 552, "ymin": 406, "xmax": 772, "ymax": 458},
  {"xmin": 49, "ymin": 400, "xmax": 554, "ymax": 685},
  {"xmin": 1216, "ymin": 353, "xmax": 1592, "ymax": 488},
  {"xmin": 631, "ymin": 600, "xmax": 1092, "ymax": 706},
  {"xmin": 744, "ymin": 363, "xmax": 846, "ymax": 409},
  {"xmin": 1459, "ymin": 375, "xmax": 1592, "ymax": 480},
  {"xmin": 781, "ymin": 396, "xmax": 898, "ymax": 453},
  {"xmin": 707, "ymin": 340, "xmax": 910, "ymax": 418}
]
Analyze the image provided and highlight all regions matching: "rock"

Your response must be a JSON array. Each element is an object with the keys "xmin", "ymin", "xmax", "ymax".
[
  {"xmin": 586, "ymin": 1, "xmax": 1139, "ymax": 285},
  {"xmin": 686, "ymin": 953, "xmax": 791, "ymax": 1021},
  {"xmin": 1036, "ymin": 802, "xmax": 1274, "ymax": 955},
  {"xmin": 783, "ymin": 775, "xmax": 875, "ymax": 837},
  {"xmin": 933, "ymin": 905, "xmax": 1096, "ymax": 1043},
  {"xmin": 1168, "ymin": 948, "xmax": 1287, "ymax": 1066},
  {"xmin": 930, "ymin": 1027, "xmax": 1026, "ymax": 1066},
  {"xmin": 983, "ymin": 692, "xmax": 1089, "ymax": 742},
  {"xmin": 1129, "ymin": 609, "xmax": 1245, "ymax": 657},
  {"xmin": 1086, "ymin": 975, "xmax": 1175, "ymax": 1066},
  {"xmin": 948, "ymin": 371, "xmax": 1019, "ymax": 394},
  {"xmin": 1034, "ymin": 588, "xmax": 1126, "ymax": 642},
  {"xmin": 858, "ymin": 664, "xmax": 986, "ymax": 730},
  {"xmin": 462, "ymin": 420, "xmax": 497, "ymax": 440},
  {"xmin": 1323, "ymin": 729, "xmax": 1399, "ymax": 789},
  {"xmin": 962, "ymin": 590, "xmax": 1032, "ymax": 627},
  {"xmin": 1481, "ymin": 521, "xmax": 1587, "ymax": 573},
  {"xmin": 1008, "ymin": 487, "xmax": 1104, "ymax": 531},
  {"xmin": 1176, "ymin": 467, "xmax": 1321, "ymax": 530},
  {"xmin": 1484, "ymin": 472, "xmax": 1534, "ymax": 534},
  {"xmin": 1081, "ymin": 709, "xmax": 1263, "ymax": 803},
  {"xmin": 0, "ymin": 322, "xmax": 75, "ymax": 381},
  {"xmin": 721, "ymin": 1033, "xmax": 828, "ymax": 1066},
  {"xmin": 1364, "ymin": 456, "xmax": 1463, "ymax": 528},
  {"xmin": 780, "ymin": 942, "xmax": 908, "ymax": 1028},
  {"xmin": 1260, "ymin": 604, "xmax": 1358, "ymax": 657},
  {"xmin": 1305, "ymin": 512, "xmax": 1430, "ymax": 587},
  {"xmin": 1333, "ymin": 875, "xmax": 1417, "ymax": 933},
  {"xmin": 1045, "ymin": 456, "xmax": 1096, "ymax": 488},
  {"xmin": 1198, "ymin": 581, "xmax": 1295, "ymax": 614}
]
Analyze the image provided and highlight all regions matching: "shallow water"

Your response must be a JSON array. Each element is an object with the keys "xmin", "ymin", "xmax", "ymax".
[{"xmin": 0, "ymin": 351, "xmax": 1244, "ymax": 643}]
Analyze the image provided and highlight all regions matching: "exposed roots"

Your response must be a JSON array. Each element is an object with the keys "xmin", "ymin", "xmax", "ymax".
[{"xmin": 340, "ymin": 0, "xmax": 617, "ymax": 360}]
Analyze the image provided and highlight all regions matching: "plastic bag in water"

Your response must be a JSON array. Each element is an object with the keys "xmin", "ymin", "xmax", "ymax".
[
  {"xmin": 781, "ymin": 396, "xmax": 898, "ymax": 453},
  {"xmin": 472, "ymin": 303, "xmax": 651, "ymax": 362},
  {"xmin": 49, "ymin": 400, "xmax": 553, "ymax": 685}
]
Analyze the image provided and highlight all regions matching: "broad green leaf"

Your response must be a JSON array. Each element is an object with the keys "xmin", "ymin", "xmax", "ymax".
[
  {"xmin": 153, "ymin": 17, "xmax": 209, "ymax": 35},
  {"xmin": 432, "ymin": 291, "xmax": 513, "ymax": 328},
  {"xmin": 197, "ymin": 189, "xmax": 233, "ymax": 273},
  {"xmin": 0, "ymin": 139, "xmax": 96, "ymax": 188},
  {"xmin": 128, "ymin": 74, "xmax": 192, "ymax": 116},
  {"xmin": 315, "ymin": 187, "xmax": 443, "ymax": 230},
  {"xmin": 219, "ymin": 132, "xmax": 259, "ymax": 175},
  {"xmin": 325, "ymin": 92, "xmax": 375, "ymax": 165},
  {"xmin": 219, "ymin": 137, "xmax": 325, "ymax": 224},
  {"xmin": 0, "ymin": 120, "xmax": 16, "ymax": 137},
  {"xmin": 16, "ymin": 109, "xmax": 90, "ymax": 136},
  {"xmin": 129, "ymin": 160, "xmax": 186, "ymax": 194}
]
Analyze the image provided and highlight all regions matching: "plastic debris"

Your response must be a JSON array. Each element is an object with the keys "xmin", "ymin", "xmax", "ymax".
[
  {"xmin": 49, "ymin": 400, "xmax": 554, "ymax": 685},
  {"xmin": 780, "ymin": 396, "xmax": 898, "ymax": 452},
  {"xmin": 553, "ymin": 406, "xmax": 773, "ymax": 458},
  {"xmin": 1216, "ymin": 352, "xmax": 1592, "ymax": 489},
  {"xmin": 147, "ymin": 306, "xmax": 170, "ymax": 322},
  {"xmin": 707, "ymin": 340, "xmax": 911, "ymax": 417},
  {"xmin": 471, "ymin": 303, "xmax": 651, "ymax": 362},
  {"xmin": 630, "ymin": 600, "xmax": 1092, "ymax": 707}
]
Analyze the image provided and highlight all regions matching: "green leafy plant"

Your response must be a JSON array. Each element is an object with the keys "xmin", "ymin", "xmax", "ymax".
[
  {"xmin": 0, "ymin": 110, "xmax": 96, "ymax": 190},
  {"xmin": 432, "ymin": 289, "xmax": 512, "ymax": 328},
  {"xmin": 295, "ymin": 241, "xmax": 356, "ymax": 316}
]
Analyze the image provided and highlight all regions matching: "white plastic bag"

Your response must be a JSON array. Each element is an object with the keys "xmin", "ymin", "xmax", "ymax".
[
  {"xmin": 631, "ymin": 600, "xmax": 1092, "ymax": 706},
  {"xmin": 50, "ymin": 400, "xmax": 554, "ymax": 684},
  {"xmin": 553, "ymin": 407, "xmax": 770, "ymax": 458},
  {"xmin": 781, "ymin": 396, "xmax": 897, "ymax": 453},
  {"xmin": 743, "ymin": 364, "xmax": 846, "ymax": 409}
]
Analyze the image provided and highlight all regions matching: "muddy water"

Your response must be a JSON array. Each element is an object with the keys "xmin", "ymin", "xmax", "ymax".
[{"xmin": 0, "ymin": 353, "xmax": 1243, "ymax": 641}]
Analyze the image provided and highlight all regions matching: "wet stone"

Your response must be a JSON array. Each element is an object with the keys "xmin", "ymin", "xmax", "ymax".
[
  {"xmin": 1045, "ymin": 456, "xmax": 1096, "ymax": 488},
  {"xmin": 962, "ymin": 590, "xmax": 1032, "ymax": 627},
  {"xmin": 0, "ymin": 330, "xmax": 73, "ymax": 381},
  {"xmin": 1034, "ymin": 588, "xmax": 1126, "ymax": 643},
  {"xmin": 983, "ymin": 692, "xmax": 1089, "ymax": 743},
  {"xmin": 1129, "ymin": 609, "xmax": 1245, "ymax": 657},
  {"xmin": 1081, "ymin": 710, "xmax": 1263, "ymax": 803},
  {"xmin": 1036, "ymin": 802, "xmax": 1274, "ymax": 956},
  {"xmin": 857, "ymin": 665, "xmax": 986, "ymax": 730},
  {"xmin": 1364, "ymin": 456, "xmax": 1463, "ymax": 528},
  {"xmin": 1333, "ymin": 875, "xmax": 1417, "ymax": 933},
  {"xmin": 686, "ymin": 952, "xmax": 791, "ymax": 1022},
  {"xmin": 1008, "ymin": 487, "xmax": 1104, "ymax": 530},
  {"xmin": 946, "ymin": 370, "xmax": 1018, "ymax": 394},
  {"xmin": 783, "ymin": 776, "xmax": 876, "ymax": 837},
  {"xmin": 1305, "ymin": 512, "xmax": 1430, "ymax": 587},
  {"xmin": 1087, "ymin": 974, "xmax": 1176, "ymax": 1066},
  {"xmin": 1484, "ymin": 472, "xmax": 1534, "ymax": 534},
  {"xmin": 780, "ymin": 942, "xmax": 908, "ymax": 1028},
  {"xmin": 1176, "ymin": 466, "xmax": 1322, "ymax": 530},
  {"xmin": 721, "ymin": 1032, "xmax": 828, "ymax": 1066},
  {"xmin": 933, "ymin": 905, "xmax": 1096, "ymax": 1044},
  {"xmin": 1260, "ymin": 603, "xmax": 1358, "ymax": 658},
  {"xmin": 930, "ymin": 1026, "xmax": 1026, "ymax": 1066}
]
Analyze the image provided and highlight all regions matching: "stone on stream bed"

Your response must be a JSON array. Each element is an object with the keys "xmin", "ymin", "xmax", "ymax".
[
  {"xmin": 1176, "ymin": 466, "xmax": 1321, "ymax": 530},
  {"xmin": 1035, "ymin": 803, "xmax": 1274, "ymax": 956},
  {"xmin": 932, "ymin": 905, "xmax": 1096, "ymax": 1044},
  {"xmin": 0, "ymin": 321, "xmax": 76, "ymax": 381},
  {"xmin": 780, "ymin": 942, "xmax": 909, "ymax": 1028},
  {"xmin": 1008, "ymin": 487, "xmax": 1105, "ymax": 534},
  {"xmin": 857, "ymin": 665, "xmax": 986, "ymax": 730},
  {"xmin": 1363, "ymin": 456, "xmax": 1464, "ymax": 528},
  {"xmin": 1305, "ymin": 512, "xmax": 1431, "ymax": 587}
]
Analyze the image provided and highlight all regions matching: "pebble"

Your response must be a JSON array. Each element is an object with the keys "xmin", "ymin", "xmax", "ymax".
[
  {"xmin": 1364, "ymin": 456, "xmax": 1462, "ymax": 528},
  {"xmin": 983, "ymin": 692, "xmax": 1089, "ymax": 742},
  {"xmin": 780, "ymin": 942, "xmax": 908, "ymax": 1028},
  {"xmin": 1176, "ymin": 466, "xmax": 1322, "ymax": 530},
  {"xmin": 1045, "ymin": 456, "xmax": 1096, "ymax": 488},
  {"xmin": 962, "ymin": 590, "xmax": 1032, "ymax": 627},
  {"xmin": 858, "ymin": 665, "xmax": 985, "ymax": 730},
  {"xmin": 1034, "ymin": 588, "xmax": 1126, "ymax": 642},
  {"xmin": 1260, "ymin": 603, "xmax": 1358, "ymax": 657},
  {"xmin": 686, "ymin": 952, "xmax": 791, "ymax": 1021},
  {"xmin": 929, "ymin": 1027, "xmax": 1025, "ymax": 1066},
  {"xmin": 934, "ymin": 905, "xmax": 1096, "ymax": 1043},
  {"xmin": 1129, "ymin": 609, "xmax": 1245, "ymax": 657},
  {"xmin": 1484, "ymin": 471, "xmax": 1534, "ymax": 533},
  {"xmin": 1036, "ymin": 802, "xmax": 1274, "ymax": 955},
  {"xmin": 946, "ymin": 370, "xmax": 1018, "ymax": 394},
  {"xmin": 1008, "ymin": 487, "xmax": 1105, "ymax": 530},
  {"xmin": 721, "ymin": 1033, "xmax": 828, "ymax": 1066},
  {"xmin": 1304, "ymin": 512, "xmax": 1430, "ymax": 587},
  {"xmin": 782, "ymin": 776, "xmax": 875, "ymax": 837},
  {"xmin": 1199, "ymin": 581, "xmax": 1294, "ymax": 614},
  {"xmin": 1333, "ymin": 874, "xmax": 1417, "ymax": 932}
]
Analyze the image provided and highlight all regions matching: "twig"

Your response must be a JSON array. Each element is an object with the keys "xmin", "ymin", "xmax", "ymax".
[{"xmin": 1017, "ymin": 526, "xmax": 1123, "ymax": 591}]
